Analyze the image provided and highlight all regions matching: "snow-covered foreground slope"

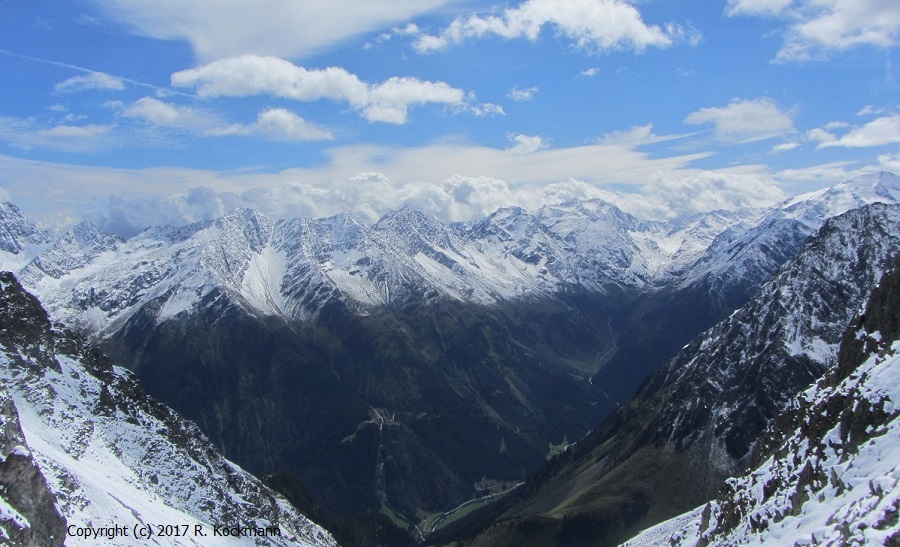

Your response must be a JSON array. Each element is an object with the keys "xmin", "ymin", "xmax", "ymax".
[
  {"xmin": 625, "ymin": 260, "xmax": 900, "ymax": 546},
  {"xmin": 0, "ymin": 272, "xmax": 336, "ymax": 547}
]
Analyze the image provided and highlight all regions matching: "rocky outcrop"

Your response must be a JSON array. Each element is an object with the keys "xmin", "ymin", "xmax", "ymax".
[{"xmin": 0, "ymin": 391, "xmax": 66, "ymax": 547}]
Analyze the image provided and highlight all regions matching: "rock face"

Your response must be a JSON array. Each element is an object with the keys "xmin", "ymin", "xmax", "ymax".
[
  {"xmin": 628, "ymin": 258, "xmax": 900, "ymax": 545},
  {"xmin": 447, "ymin": 203, "xmax": 900, "ymax": 547},
  {"xmin": 0, "ymin": 271, "xmax": 336, "ymax": 547},
  {"xmin": 0, "ymin": 392, "xmax": 66, "ymax": 547}
]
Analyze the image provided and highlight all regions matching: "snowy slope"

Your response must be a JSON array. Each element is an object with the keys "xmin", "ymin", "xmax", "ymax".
[
  {"xmin": 627, "ymin": 260, "xmax": 900, "ymax": 546},
  {"xmin": 0, "ymin": 272, "xmax": 336, "ymax": 547}
]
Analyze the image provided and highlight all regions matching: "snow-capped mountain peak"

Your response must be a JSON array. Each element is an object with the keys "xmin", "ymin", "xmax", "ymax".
[
  {"xmin": 781, "ymin": 170, "xmax": 900, "ymax": 228},
  {"xmin": 0, "ymin": 202, "xmax": 53, "ymax": 273}
]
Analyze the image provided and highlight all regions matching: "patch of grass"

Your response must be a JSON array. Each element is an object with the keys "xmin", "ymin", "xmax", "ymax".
[{"xmin": 546, "ymin": 436, "xmax": 569, "ymax": 460}]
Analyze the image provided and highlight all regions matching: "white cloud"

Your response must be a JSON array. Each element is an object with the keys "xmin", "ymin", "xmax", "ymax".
[
  {"xmin": 0, "ymin": 123, "xmax": 715, "ymax": 233},
  {"xmin": 878, "ymin": 152, "xmax": 900, "ymax": 172},
  {"xmin": 725, "ymin": 0, "xmax": 793, "ymax": 16},
  {"xmin": 595, "ymin": 124, "xmax": 668, "ymax": 146},
  {"xmin": 858, "ymin": 105, "xmax": 890, "ymax": 117},
  {"xmin": 216, "ymin": 109, "xmax": 334, "ymax": 141},
  {"xmin": 413, "ymin": 0, "xmax": 698, "ymax": 53},
  {"xmin": 467, "ymin": 103, "xmax": 506, "ymax": 117},
  {"xmin": 508, "ymin": 86, "xmax": 539, "ymax": 102},
  {"xmin": 91, "ymin": 0, "xmax": 453, "ymax": 61},
  {"xmin": 684, "ymin": 97, "xmax": 795, "ymax": 142},
  {"xmin": 123, "ymin": 97, "xmax": 195, "ymax": 126},
  {"xmin": 366, "ymin": 77, "xmax": 465, "ymax": 124},
  {"xmin": 727, "ymin": 0, "xmax": 900, "ymax": 61},
  {"xmin": 507, "ymin": 134, "xmax": 548, "ymax": 154},
  {"xmin": 171, "ymin": 55, "xmax": 467, "ymax": 124},
  {"xmin": 772, "ymin": 141, "xmax": 800, "ymax": 152},
  {"xmin": 805, "ymin": 127, "xmax": 837, "ymax": 145},
  {"xmin": 625, "ymin": 170, "xmax": 786, "ymax": 218},
  {"xmin": 37, "ymin": 124, "xmax": 112, "ymax": 138},
  {"xmin": 816, "ymin": 114, "xmax": 900, "ymax": 148},
  {"xmin": 0, "ymin": 118, "xmax": 116, "ymax": 152},
  {"xmin": 777, "ymin": 161, "xmax": 871, "ymax": 187},
  {"xmin": 55, "ymin": 71, "xmax": 125, "ymax": 93},
  {"xmin": 580, "ymin": 67, "xmax": 599, "ymax": 77},
  {"xmin": 123, "ymin": 97, "xmax": 333, "ymax": 141}
]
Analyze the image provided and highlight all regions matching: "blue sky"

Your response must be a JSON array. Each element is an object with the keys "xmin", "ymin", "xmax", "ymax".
[{"xmin": 1, "ymin": 0, "xmax": 899, "ymax": 234}]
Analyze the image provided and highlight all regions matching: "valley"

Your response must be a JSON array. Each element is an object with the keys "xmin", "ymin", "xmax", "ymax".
[{"xmin": 2, "ymin": 172, "xmax": 900, "ymax": 545}]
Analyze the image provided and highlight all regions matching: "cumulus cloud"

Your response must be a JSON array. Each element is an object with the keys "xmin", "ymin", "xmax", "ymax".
[
  {"xmin": 811, "ymin": 114, "xmax": 900, "ymax": 148},
  {"xmin": 580, "ymin": 67, "xmax": 599, "ymax": 77},
  {"xmin": 467, "ymin": 102, "xmax": 506, "ymax": 117},
  {"xmin": 684, "ymin": 97, "xmax": 795, "ymax": 142},
  {"xmin": 726, "ymin": 0, "xmax": 900, "ymax": 61},
  {"xmin": 216, "ymin": 109, "xmax": 334, "ymax": 141},
  {"xmin": 171, "ymin": 55, "xmax": 466, "ymax": 124},
  {"xmin": 123, "ymin": 97, "xmax": 333, "ymax": 141},
  {"xmin": 123, "ymin": 97, "xmax": 205, "ymax": 127},
  {"xmin": 412, "ymin": 0, "xmax": 699, "ymax": 53},
  {"xmin": 365, "ymin": 77, "xmax": 466, "ymax": 124},
  {"xmin": 508, "ymin": 86, "xmax": 539, "ymax": 102},
  {"xmin": 91, "ymin": 0, "xmax": 452, "ymax": 60},
  {"xmin": 54, "ymin": 71, "xmax": 125, "ymax": 93},
  {"xmin": 507, "ymin": 134, "xmax": 548, "ymax": 154}
]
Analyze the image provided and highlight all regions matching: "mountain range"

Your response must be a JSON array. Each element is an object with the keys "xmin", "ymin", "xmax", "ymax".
[
  {"xmin": 2, "ymin": 171, "xmax": 900, "ymax": 543},
  {"xmin": 440, "ymin": 199, "xmax": 900, "ymax": 546}
]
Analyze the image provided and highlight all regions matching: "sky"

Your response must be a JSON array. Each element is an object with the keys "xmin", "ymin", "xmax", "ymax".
[{"xmin": 1, "ymin": 0, "xmax": 899, "ymax": 234}]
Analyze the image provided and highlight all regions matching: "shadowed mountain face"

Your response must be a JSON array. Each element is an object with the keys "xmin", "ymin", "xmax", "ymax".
[
  {"xmin": 441, "ymin": 203, "xmax": 900, "ymax": 547},
  {"xmin": 108, "ymin": 289, "xmax": 623, "ymax": 517},
  {"xmin": 2, "ymin": 173, "xmax": 899, "ymax": 531},
  {"xmin": 628, "ymin": 256, "xmax": 900, "ymax": 545}
]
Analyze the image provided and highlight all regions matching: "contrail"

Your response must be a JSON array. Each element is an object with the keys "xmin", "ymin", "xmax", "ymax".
[{"xmin": 0, "ymin": 49, "xmax": 194, "ymax": 97}]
